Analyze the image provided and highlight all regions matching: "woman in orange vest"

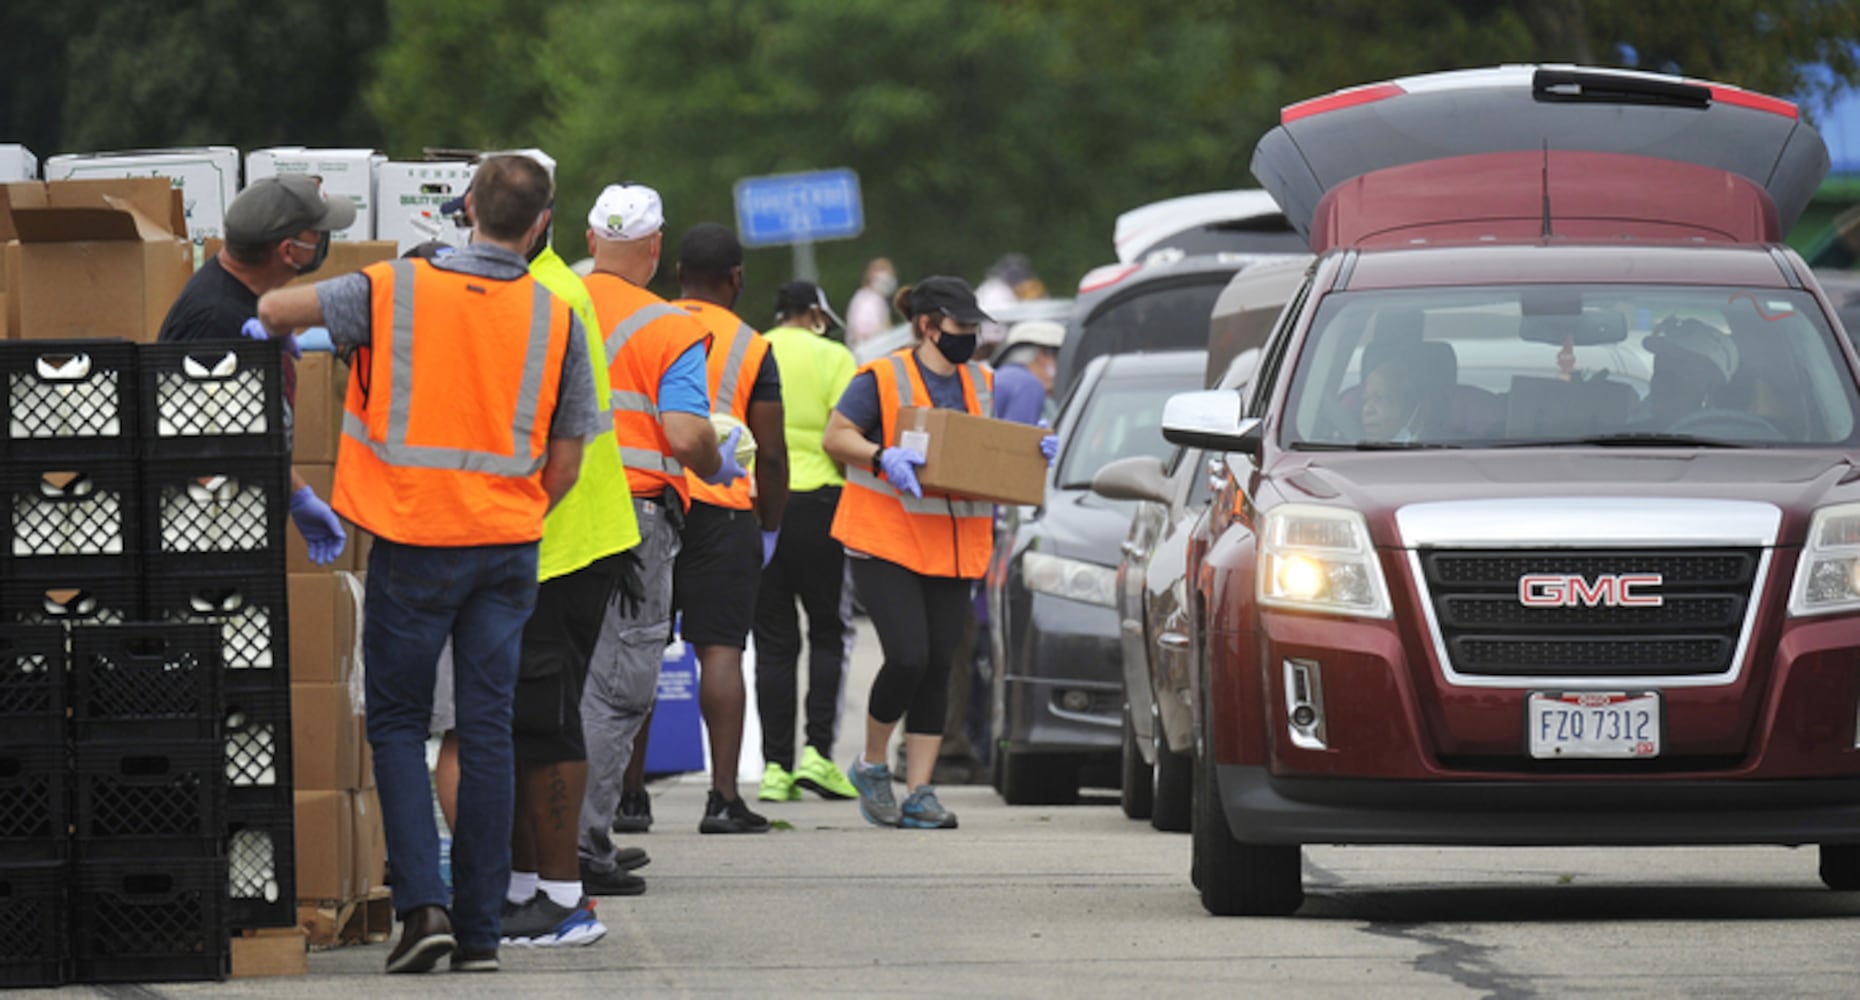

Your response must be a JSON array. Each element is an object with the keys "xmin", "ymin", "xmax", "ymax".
[{"xmin": 824, "ymin": 276, "xmax": 1056, "ymax": 829}]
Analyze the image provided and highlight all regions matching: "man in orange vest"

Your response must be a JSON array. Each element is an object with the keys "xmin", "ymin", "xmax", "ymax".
[
  {"xmin": 576, "ymin": 184, "xmax": 747, "ymax": 889},
  {"xmin": 670, "ymin": 223, "xmax": 789, "ymax": 833},
  {"xmin": 255, "ymin": 154, "xmax": 599, "ymax": 973}
]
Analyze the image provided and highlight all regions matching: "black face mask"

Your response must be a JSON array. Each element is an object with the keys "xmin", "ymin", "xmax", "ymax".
[
  {"xmin": 294, "ymin": 233, "xmax": 331, "ymax": 276},
  {"xmin": 934, "ymin": 331, "xmax": 978, "ymax": 365}
]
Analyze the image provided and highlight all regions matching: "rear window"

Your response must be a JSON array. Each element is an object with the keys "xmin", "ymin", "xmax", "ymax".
[
  {"xmin": 1280, "ymin": 284, "xmax": 1860, "ymax": 448},
  {"xmin": 1072, "ymin": 278, "xmax": 1227, "ymax": 379}
]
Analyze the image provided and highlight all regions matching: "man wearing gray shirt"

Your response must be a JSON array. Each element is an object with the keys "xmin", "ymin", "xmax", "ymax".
[{"xmin": 256, "ymin": 155, "xmax": 597, "ymax": 975}]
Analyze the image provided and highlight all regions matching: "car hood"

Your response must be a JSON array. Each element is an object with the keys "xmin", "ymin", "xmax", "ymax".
[
  {"xmin": 1268, "ymin": 449, "xmax": 1855, "ymax": 548},
  {"xmin": 1022, "ymin": 487, "xmax": 1137, "ymax": 567}
]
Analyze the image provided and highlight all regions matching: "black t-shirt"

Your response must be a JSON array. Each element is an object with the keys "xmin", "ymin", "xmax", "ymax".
[{"xmin": 156, "ymin": 255, "xmax": 296, "ymax": 406}]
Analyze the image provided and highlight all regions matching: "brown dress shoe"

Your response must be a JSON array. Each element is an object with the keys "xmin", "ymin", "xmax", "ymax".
[{"xmin": 386, "ymin": 904, "xmax": 456, "ymax": 974}]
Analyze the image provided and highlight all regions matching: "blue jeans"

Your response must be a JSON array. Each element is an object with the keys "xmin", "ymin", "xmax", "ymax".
[{"xmin": 364, "ymin": 538, "xmax": 539, "ymax": 951}]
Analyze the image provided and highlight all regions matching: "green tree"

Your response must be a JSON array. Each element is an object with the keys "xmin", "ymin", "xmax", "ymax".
[{"xmin": 364, "ymin": 0, "xmax": 556, "ymax": 155}]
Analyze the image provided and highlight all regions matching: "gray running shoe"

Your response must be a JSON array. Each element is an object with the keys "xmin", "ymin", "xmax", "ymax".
[
  {"xmin": 848, "ymin": 758, "xmax": 902, "ymax": 827},
  {"xmin": 900, "ymin": 785, "xmax": 958, "ymax": 829}
]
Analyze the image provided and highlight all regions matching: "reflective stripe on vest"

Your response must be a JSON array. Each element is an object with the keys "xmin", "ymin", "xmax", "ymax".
[
  {"xmin": 843, "ymin": 465, "xmax": 992, "ymax": 518},
  {"xmin": 340, "ymin": 259, "xmax": 553, "ymax": 477},
  {"xmin": 605, "ymin": 302, "xmax": 685, "ymax": 364},
  {"xmin": 713, "ymin": 321, "xmax": 755, "ymax": 413}
]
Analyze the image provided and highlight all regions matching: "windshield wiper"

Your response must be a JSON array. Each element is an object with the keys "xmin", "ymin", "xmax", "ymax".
[
  {"xmin": 1291, "ymin": 441, "xmax": 1463, "ymax": 451},
  {"xmin": 1502, "ymin": 433, "xmax": 1742, "ymax": 449}
]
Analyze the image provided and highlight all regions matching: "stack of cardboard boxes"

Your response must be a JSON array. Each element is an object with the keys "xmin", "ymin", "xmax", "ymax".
[{"xmin": 0, "ymin": 177, "xmax": 192, "ymax": 341}]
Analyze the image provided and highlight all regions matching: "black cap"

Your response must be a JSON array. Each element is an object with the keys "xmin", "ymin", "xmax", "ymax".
[
  {"xmin": 774, "ymin": 280, "xmax": 845, "ymax": 329},
  {"xmin": 906, "ymin": 275, "xmax": 992, "ymax": 324},
  {"xmin": 223, "ymin": 175, "xmax": 357, "ymax": 245},
  {"xmin": 677, "ymin": 222, "xmax": 744, "ymax": 277}
]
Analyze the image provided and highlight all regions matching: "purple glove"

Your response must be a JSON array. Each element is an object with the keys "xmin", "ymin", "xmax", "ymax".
[
  {"xmin": 879, "ymin": 446, "xmax": 926, "ymax": 499},
  {"xmin": 760, "ymin": 529, "xmax": 780, "ymax": 567},
  {"xmin": 241, "ymin": 317, "xmax": 302, "ymax": 359},
  {"xmin": 289, "ymin": 485, "xmax": 347, "ymax": 566},
  {"xmin": 701, "ymin": 426, "xmax": 748, "ymax": 485},
  {"xmin": 1038, "ymin": 419, "xmax": 1059, "ymax": 466}
]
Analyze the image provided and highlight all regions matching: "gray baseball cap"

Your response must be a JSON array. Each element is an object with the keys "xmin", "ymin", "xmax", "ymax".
[{"xmin": 223, "ymin": 175, "xmax": 357, "ymax": 245}]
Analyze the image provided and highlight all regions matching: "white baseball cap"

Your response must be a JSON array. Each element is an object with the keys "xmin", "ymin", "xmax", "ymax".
[
  {"xmin": 588, "ymin": 184, "xmax": 664, "ymax": 241},
  {"xmin": 1005, "ymin": 319, "xmax": 1065, "ymax": 350}
]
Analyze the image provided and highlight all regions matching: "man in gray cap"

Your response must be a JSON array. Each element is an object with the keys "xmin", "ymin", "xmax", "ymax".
[{"xmin": 157, "ymin": 174, "xmax": 356, "ymax": 566}]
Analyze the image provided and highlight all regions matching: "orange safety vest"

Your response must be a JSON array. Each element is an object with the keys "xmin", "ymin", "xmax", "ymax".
[
  {"xmin": 674, "ymin": 299, "xmax": 770, "ymax": 511},
  {"xmin": 830, "ymin": 348, "xmax": 996, "ymax": 579},
  {"xmin": 333, "ymin": 258, "xmax": 572, "ymax": 547},
  {"xmin": 585, "ymin": 272, "xmax": 710, "ymax": 509}
]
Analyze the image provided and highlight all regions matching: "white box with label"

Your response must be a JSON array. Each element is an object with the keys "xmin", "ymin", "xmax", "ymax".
[
  {"xmin": 374, "ymin": 161, "xmax": 476, "ymax": 254},
  {"xmin": 245, "ymin": 147, "xmax": 384, "ymax": 241},
  {"xmin": 45, "ymin": 146, "xmax": 241, "ymax": 244}
]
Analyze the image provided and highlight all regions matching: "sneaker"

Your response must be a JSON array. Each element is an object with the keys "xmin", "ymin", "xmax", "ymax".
[
  {"xmin": 579, "ymin": 858, "xmax": 647, "ymax": 896},
  {"xmin": 613, "ymin": 789, "xmax": 653, "ymax": 833},
  {"xmin": 385, "ymin": 904, "xmax": 456, "ymax": 974},
  {"xmin": 848, "ymin": 758, "xmax": 902, "ymax": 827},
  {"xmin": 900, "ymin": 785, "xmax": 959, "ymax": 829},
  {"xmin": 699, "ymin": 789, "xmax": 771, "ymax": 834},
  {"xmin": 758, "ymin": 762, "xmax": 801, "ymax": 802},
  {"xmin": 793, "ymin": 746, "xmax": 858, "ymax": 800},
  {"xmin": 500, "ymin": 893, "xmax": 607, "ymax": 949},
  {"xmin": 450, "ymin": 947, "xmax": 500, "ymax": 973}
]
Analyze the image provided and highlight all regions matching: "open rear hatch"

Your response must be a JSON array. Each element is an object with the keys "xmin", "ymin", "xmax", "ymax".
[{"xmin": 1252, "ymin": 65, "xmax": 1829, "ymax": 252}]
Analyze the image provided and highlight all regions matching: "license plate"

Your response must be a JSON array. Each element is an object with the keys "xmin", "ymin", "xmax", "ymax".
[{"xmin": 1526, "ymin": 691, "xmax": 1661, "ymax": 759}]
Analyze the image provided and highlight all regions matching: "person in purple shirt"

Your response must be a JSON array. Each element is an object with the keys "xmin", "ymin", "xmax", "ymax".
[{"xmin": 991, "ymin": 320, "xmax": 1064, "ymax": 425}]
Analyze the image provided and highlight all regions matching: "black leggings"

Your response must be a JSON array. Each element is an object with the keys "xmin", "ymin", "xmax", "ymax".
[{"xmin": 851, "ymin": 556, "xmax": 974, "ymax": 735}]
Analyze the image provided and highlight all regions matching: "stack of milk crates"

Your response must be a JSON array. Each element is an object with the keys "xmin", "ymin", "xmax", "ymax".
[{"xmin": 0, "ymin": 338, "xmax": 294, "ymax": 987}]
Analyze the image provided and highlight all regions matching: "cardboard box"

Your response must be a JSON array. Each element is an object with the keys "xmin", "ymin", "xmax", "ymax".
[
  {"xmin": 350, "ymin": 787, "xmax": 385, "ymax": 898},
  {"xmin": 299, "ymin": 887, "xmax": 390, "ymax": 950},
  {"xmin": 897, "ymin": 406, "xmax": 1048, "ymax": 506},
  {"xmin": 45, "ymin": 147, "xmax": 241, "ymax": 244},
  {"xmin": 291, "ymin": 682, "xmax": 362, "ymax": 791},
  {"xmin": 0, "ymin": 177, "xmax": 192, "ymax": 341},
  {"xmin": 375, "ymin": 161, "xmax": 475, "ymax": 254},
  {"xmin": 0, "ymin": 144, "xmax": 36, "ymax": 182},
  {"xmin": 246, "ymin": 148, "xmax": 384, "ymax": 241},
  {"xmin": 291, "ymin": 352, "xmax": 348, "ymax": 463},
  {"xmin": 288, "ymin": 572, "xmax": 357, "ymax": 684},
  {"xmin": 231, "ymin": 927, "xmax": 308, "ymax": 978},
  {"xmin": 292, "ymin": 789, "xmax": 354, "ymax": 901},
  {"xmin": 284, "ymin": 239, "xmax": 394, "ymax": 290}
]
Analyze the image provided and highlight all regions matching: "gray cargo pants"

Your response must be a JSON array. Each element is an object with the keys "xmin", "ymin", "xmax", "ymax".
[{"xmin": 578, "ymin": 494, "xmax": 681, "ymax": 871}]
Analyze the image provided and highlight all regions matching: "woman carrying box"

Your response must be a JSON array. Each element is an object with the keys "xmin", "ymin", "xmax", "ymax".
[{"xmin": 822, "ymin": 276, "xmax": 1057, "ymax": 829}]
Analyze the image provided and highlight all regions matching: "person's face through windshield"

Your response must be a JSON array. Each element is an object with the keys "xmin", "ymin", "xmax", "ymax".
[{"xmin": 1360, "ymin": 361, "xmax": 1423, "ymax": 440}]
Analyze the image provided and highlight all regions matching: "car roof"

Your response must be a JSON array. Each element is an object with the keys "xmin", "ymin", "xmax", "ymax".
[
  {"xmin": 1341, "ymin": 242, "xmax": 1795, "ymax": 290},
  {"xmin": 1091, "ymin": 348, "xmax": 1207, "ymax": 378},
  {"xmin": 1112, "ymin": 190, "xmax": 1288, "ymax": 263}
]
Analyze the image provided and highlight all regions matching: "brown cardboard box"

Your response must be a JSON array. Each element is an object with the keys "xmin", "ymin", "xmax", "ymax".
[
  {"xmin": 285, "ymin": 240, "xmax": 395, "ymax": 288},
  {"xmin": 287, "ymin": 572, "xmax": 357, "ymax": 684},
  {"xmin": 289, "ymin": 463, "xmax": 366, "ymax": 573},
  {"xmin": 896, "ymin": 406, "xmax": 1049, "ymax": 506},
  {"xmin": 292, "ymin": 789, "xmax": 354, "ymax": 902},
  {"xmin": 292, "ymin": 352, "xmax": 348, "ymax": 464},
  {"xmin": 349, "ymin": 787, "xmax": 385, "ymax": 898},
  {"xmin": 291, "ymin": 682, "xmax": 361, "ymax": 791},
  {"xmin": 357, "ymin": 710, "xmax": 375, "ymax": 790},
  {"xmin": 0, "ymin": 178, "xmax": 190, "ymax": 341},
  {"xmin": 231, "ymin": 927, "xmax": 309, "ymax": 978}
]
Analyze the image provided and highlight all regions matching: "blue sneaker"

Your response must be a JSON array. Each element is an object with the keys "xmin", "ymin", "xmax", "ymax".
[
  {"xmin": 848, "ymin": 758, "xmax": 902, "ymax": 827},
  {"xmin": 900, "ymin": 786, "xmax": 958, "ymax": 829},
  {"xmin": 499, "ymin": 894, "xmax": 607, "ymax": 948}
]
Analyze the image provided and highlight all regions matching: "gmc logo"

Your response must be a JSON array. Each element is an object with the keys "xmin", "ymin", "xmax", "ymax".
[{"xmin": 1518, "ymin": 573, "xmax": 1664, "ymax": 608}]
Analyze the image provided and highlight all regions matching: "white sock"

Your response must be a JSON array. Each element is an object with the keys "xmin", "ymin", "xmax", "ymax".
[
  {"xmin": 507, "ymin": 870, "xmax": 539, "ymax": 905},
  {"xmin": 539, "ymin": 879, "xmax": 582, "ymax": 909}
]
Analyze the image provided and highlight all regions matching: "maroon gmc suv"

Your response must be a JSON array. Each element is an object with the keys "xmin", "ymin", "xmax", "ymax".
[{"xmin": 1162, "ymin": 66, "xmax": 1860, "ymax": 915}]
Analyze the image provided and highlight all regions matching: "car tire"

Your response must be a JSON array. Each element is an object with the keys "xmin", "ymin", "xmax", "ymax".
[
  {"xmin": 1120, "ymin": 705, "xmax": 1155, "ymax": 820},
  {"xmin": 1150, "ymin": 702, "xmax": 1192, "ymax": 833},
  {"xmin": 1192, "ymin": 694, "xmax": 1302, "ymax": 916},
  {"xmin": 1819, "ymin": 844, "xmax": 1860, "ymax": 891},
  {"xmin": 999, "ymin": 750, "xmax": 1079, "ymax": 805}
]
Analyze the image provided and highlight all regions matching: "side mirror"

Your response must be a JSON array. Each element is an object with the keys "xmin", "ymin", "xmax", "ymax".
[
  {"xmin": 1161, "ymin": 390, "xmax": 1263, "ymax": 459},
  {"xmin": 1090, "ymin": 455, "xmax": 1171, "ymax": 505}
]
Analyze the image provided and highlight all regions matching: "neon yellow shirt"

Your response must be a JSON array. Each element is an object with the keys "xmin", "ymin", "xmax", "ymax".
[
  {"xmin": 764, "ymin": 325, "xmax": 857, "ymax": 491},
  {"xmin": 531, "ymin": 246, "xmax": 640, "ymax": 580}
]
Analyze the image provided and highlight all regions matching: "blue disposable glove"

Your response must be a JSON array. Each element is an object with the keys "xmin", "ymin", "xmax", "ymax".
[
  {"xmin": 1038, "ymin": 419, "xmax": 1059, "ymax": 466},
  {"xmin": 289, "ymin": 485, "xmax": 347, "ymax": 566},
  {"xmin": 760, "ymin": 529, "xmax": 780, "ymax": 567},
  {"xmin": 878, "ymin": 446, "xmax": 927, "ymax": 499},
  {"xmin": 701, "ymin": 426, "xmax": 748, "ymax": 485},
  {"xmin": 241, "ymin": 316, "xmax": 302, "ymax": 359}
]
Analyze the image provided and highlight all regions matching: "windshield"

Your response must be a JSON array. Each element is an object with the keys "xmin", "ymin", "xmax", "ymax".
[
  {"xmin": 1280, "ymin": 284, "xmax": 1860, "ymax": 448},
  {"xmin": 1059, "ymin": 376, "xmax": 1198, "ymax": 488}
]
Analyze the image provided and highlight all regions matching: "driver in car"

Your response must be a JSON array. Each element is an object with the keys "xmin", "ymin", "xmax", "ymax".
[
  {"xmin": 1639, "ymin": 317, "xmax": 1739, "ymax": 426},
  {"xmin": 1358, "ymin": 351, "xmax": 1439, "ymax": 442}
]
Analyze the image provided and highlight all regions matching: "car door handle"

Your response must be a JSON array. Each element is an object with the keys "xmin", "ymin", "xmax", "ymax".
[{"xmin": 1158, "ymin": 632, "xmax": 1192, "ymax": 650}]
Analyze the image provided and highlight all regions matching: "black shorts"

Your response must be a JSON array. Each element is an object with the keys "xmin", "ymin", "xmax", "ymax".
[
  {"xmin": 673, "ymin": 501, "xmax": 761, "ymax": 648},
  {"xmin": 512, "ymin": 554, "xmax": 624, "ymax": 766}
]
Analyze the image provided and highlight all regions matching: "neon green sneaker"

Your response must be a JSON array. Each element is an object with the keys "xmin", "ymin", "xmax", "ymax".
[
  {"xmin": 793, "ymin": 745, "xmax": 859, "ymax": 801},
  {"xmin": 758, "ymin": 762, "xmax": 801, "ymax": 802}
]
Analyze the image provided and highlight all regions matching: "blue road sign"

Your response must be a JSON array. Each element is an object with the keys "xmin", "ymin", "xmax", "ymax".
[{"xmin": 734, "ymin": 168, "xmax": 864, "ymax": 247}]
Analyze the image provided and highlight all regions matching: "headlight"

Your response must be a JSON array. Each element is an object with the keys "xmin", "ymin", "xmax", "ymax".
[
  {"xmin": 1257, "ymin": 504, "xmax": 1392, "ymax": 618},
  {"xmin": 1022, "ymin": 551, "xmax": 1118, "ymax": 607},
  {"xmin": 1789, "ymin": 503, "xmax": 1860, "ymax": 617}
]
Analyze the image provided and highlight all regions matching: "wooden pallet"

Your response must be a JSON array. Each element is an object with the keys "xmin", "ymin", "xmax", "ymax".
[
  {"xmin": 232, "ymin": 927, "xmax": 309, "ymax": 977},
  {"xmin": 298, "ymin": 887, "xmax": 393, "ymax": 950}
]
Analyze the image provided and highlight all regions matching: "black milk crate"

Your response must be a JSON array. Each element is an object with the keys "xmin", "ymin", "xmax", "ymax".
[
  {"xmin": 71, "ymin": 624, "xmax": 222, "ymax": 741},
  {"xmin": 223, "ymin": 686, "xmax": 291, "ymax": 813},
  {"xmin": 0, "ymin": 746, "xmax": 69, "ymax": 862},
  {"xmin": 0, "ymin": 577, "xmax": 141, "ymax": 630},
  {"xmin": 139, "ymin": 339, "xmax": 286, "ymax": 459},
  {"xmin": 1, "ymin": 339, "xmax": 138, "ymax": 461},
  {"xmin": 74, "ymin": 740, "xmax": 225, "ymax": 853},
  {"xmin": 0, "ymin": 626, "xmax": 66, "ymax": 747},
  {"xmin": 72, "ymin": 856, "xmax": 228, "ymax": 984},
  {"xmin": 0, "ymin": 860, "xmax": 68, "ymax": 989},
  {"xmin": 0, "ymin": 460, "xmax": 140, "ymax": 580},
  {"xmin": 142, "ymin": 456, "xmax": 290, "ymax": 577},
  {"xmin": 226, "ymin": 804, "xmax": 294, "ymax": 930},
  {"xmin": 145, "ymin": 571, "xmax": 289, "ymax": 687}
]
